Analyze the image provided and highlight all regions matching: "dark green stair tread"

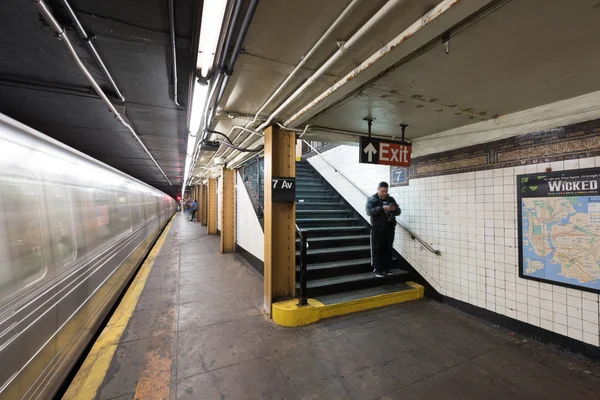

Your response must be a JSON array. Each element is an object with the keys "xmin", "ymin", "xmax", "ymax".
[
  {"xmin": 296, "ymin": 210, "xmax": 351, "ymax": 214},
  {"xmin": 302, "ymin": 258, "xmax": 371, "ymax": 270},
  {"xmin": 301, "ymin": 226, "xmax": 366, "ymax": 232},
  {"xmin": 296, "ymin": 218, "xmax": 359, "ymax": 223},
  {"xmin": 303, "ymin": 269, "xmax": 410, "ymax": 289},
  {"xmin": 296, "ymin": 234, "xmax": 369, "ymax": 243},
  {"xmin": 296, "ymin": 202, "xmax": 341, "ymax": 206},
  {"xmin": 296, "ymin": 245, "xmax": 370, "ymax": 256}
]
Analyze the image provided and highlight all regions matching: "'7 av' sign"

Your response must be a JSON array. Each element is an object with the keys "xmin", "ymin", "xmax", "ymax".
[{"xmin": 359, "ymin": 137, "xmax": 411, "ymax": 167}]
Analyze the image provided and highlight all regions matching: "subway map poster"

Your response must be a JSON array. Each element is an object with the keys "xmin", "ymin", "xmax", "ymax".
[{"xmin": 518, "ymin": 168, "xmax": 600, "ymax": 293}]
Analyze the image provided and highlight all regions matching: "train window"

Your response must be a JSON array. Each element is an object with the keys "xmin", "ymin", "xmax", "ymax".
[
  {"xmin": 130, "ymin": 192, "xmax": 143, "ymax": 226},
  {"xmin": 0, "ymin": 176, "xmax": 46, "ymax": 296},
  {"xmin": 45, "ymin": 185, "xmax": 76, "ymax": 266},
  {"xmin": 115, "ymin": 191, "xmax": 132, "ymax": 234},
  {"xmin": 143, "ymin": 194, "xmax": 156, "ymax": 219}
]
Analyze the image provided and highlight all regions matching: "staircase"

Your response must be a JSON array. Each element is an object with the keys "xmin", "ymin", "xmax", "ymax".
[{"xmin": 295, "ymin": 160, "xmax": 411, "ymax": 297}]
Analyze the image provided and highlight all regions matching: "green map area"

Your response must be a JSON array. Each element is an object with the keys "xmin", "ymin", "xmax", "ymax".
[{"xmin": 522, "ymin": 197, "xmax": 600, "ymax": 289}]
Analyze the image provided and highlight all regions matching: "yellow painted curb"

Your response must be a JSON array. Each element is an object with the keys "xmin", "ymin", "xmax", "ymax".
[
  {"xmin": 63, "ymin": 216, "xmax": 175, "ymax": 400},
  {"xmin": 272, "ymin": 282, "xmax": 424, "ymax": 327}
]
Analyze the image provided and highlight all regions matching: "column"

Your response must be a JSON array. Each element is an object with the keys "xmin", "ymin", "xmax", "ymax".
[
  {"xmin": 263, "ymin": 125, "xmax": 296, "ymax": 316},
  {"xmin": 220, "ymin": 169, "xmax": 236, "ymax": 253},
  {"xmin": 207, "ymin": 178, "xmax": 218, "ymax": 234}
]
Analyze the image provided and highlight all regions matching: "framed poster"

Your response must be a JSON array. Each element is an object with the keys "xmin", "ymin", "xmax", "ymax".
[{"xmin": 518, "ymin": 168, "xmax": 600, "ymax": 293}]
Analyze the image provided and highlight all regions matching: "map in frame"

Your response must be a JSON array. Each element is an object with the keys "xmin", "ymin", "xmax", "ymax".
[{"xmin": 518, "ymin": 168, "xmax": 600, "ymax": 293}]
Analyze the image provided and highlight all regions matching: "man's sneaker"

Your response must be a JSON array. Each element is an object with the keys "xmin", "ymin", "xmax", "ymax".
[
  {"xmin": 374, "ymin": 271, "xmax": 385, "ymax": 278},
  {"xmin": 385, "ymin": 271, "xmax": 395, "ymax": 276}
]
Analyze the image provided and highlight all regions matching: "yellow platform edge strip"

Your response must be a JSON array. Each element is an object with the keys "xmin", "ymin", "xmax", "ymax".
[
  {"xmin": 63, "ymin": 216, "xmax": 175, "ymax": 400},
  {"xmin": 272, "ymin": 282, "xmax": 425, "ymax": 327}
]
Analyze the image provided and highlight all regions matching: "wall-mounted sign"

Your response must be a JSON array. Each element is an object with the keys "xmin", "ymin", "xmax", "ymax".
[
  {"xmin": 359, "ymin": 137, "xmax": 411, "ymax": 167},
  {"xmin": 390, "ymin": 167, "xmax": 409, "ymax": 187},
  {"xmin": 518, "ymin": 168, "xmax": 600, "ymax": 293},
  {"xmin": 272, "ymin": 177, "xmax": 296, "ymax": 202}
]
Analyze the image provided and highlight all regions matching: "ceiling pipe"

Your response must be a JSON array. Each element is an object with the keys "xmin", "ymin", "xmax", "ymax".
[
  {"xmin": 168, "ymin": 0, "xmax": 180, "ymax": 106},
  {"xmin": 284, "ymin": 0, "xmax": 461, "ymax": 126},
  {"xmin": 220, "ymin": 0, "xmax": 402, "ymax": 165},
  {"xmin": 204, "ymin": 0, "xmax": 259, "ymax": 133},
  {"xmin": 32, "ymin": 0, "xmax": 172, "ymax": 185},
  {"xmin": 226, "ymin": 0, "xmax": 462, "ymax": 168},
  {"xmin": 58, "ymin": 0, "xmax": 125, "ymax": 102},
  {"xmin": 215, "ymin": 0, "xmax": 364, "ymax": 162}
]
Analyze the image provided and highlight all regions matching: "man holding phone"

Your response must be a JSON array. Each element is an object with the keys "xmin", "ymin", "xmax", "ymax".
[{"xmin": 366, "ymin": 182, "xmax": 401, "ymax": 278}]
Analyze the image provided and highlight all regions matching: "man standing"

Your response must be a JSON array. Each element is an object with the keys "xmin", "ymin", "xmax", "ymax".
[
  {"xmin": 189, "ymin": 199, "xmax": 198, "ymax": 221},
  {"xmin": 366, "ymin": 182, "xmax": 401, "ymax": 278}
]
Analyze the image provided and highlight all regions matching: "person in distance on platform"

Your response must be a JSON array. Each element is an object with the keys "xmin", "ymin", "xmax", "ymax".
[
  {"xmin": 366, "ymin": 182, "xmax": 401, "ymax": 278},
  {"xmin": 189, "ymin": 199, "xmax": 198, "ymax": 221}
]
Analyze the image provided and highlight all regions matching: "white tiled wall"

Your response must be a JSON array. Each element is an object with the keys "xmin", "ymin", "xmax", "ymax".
[
  {"xmin": 308, "ymin": 145, "xmax": 600, "ymax": 347},
  {"xmin": 236, "ymin": 172, "xmax": 264, "ymax": 261}
]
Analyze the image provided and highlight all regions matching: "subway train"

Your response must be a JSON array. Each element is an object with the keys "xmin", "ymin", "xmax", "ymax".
[{"xmin": 0, "ymin": 113, "xmax": 176, "ymax": 399}]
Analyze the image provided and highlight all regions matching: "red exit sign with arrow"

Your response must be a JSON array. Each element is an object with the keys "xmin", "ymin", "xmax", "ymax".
[{"xmin": 359, "ymin": 137, "xmax": 412, "ymax": 167}]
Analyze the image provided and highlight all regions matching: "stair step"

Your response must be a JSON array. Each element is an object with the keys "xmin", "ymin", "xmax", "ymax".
[
  {"xmin": 296, "ymin": 234, "xmax": 369, "ymax": 244},
  {"xmin": 307, "ymin": 269, "xmax": 409, "ymax": 288},
  {"xmin": 296, "ymin": 245, "xmax": 370, "ymax": 257},
  {"xmin": 302, "ymin": 258, "xmax": 371, "ymax": 271},
  {"xmin": 301, "ymin": 226, "xmax": 366, "ymax": 233},
  {"xmin": 296, "ymin": 209, "xmax": 351, "ymax": 216},
  {"xmin": 296, "ymin": 218, "xmax": 359, "ymax": 225}
]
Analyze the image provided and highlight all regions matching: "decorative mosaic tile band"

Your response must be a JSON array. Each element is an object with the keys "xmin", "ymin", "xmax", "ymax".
[{"xmin": 390, "ymin": 118, "xmax": 600, "ymax": 187}]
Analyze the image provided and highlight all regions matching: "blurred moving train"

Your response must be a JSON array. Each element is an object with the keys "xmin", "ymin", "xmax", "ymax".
[{"xmin": 0, "ymin": 113, "xmax": 176, "ymax": 399}]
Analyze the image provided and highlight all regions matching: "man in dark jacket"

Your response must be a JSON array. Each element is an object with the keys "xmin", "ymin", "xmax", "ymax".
[{"xmin": 366, "ymin": 182, "xmax": 401, "ymax": 278}]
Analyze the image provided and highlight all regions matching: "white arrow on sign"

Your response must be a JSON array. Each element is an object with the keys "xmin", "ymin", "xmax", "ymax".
[{"xmin": 363, "ymin": 142, "xmax": 377, "ymax": 162}]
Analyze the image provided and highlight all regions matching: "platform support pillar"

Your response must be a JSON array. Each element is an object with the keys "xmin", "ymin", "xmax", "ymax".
[
  {"xmin": 200, "ymin": 184, "xmax": 208, "ymax": 225},
  {"xmin": 220, "ymin": 169, "xmax": 236, "ymax": 253},
  {"xmin": 207, "ymin": 178, "xmax": 218, "ymax": 234},
  {"xmin": 263, "ymin": 125, "xmax": 296, "ymax": 316}
]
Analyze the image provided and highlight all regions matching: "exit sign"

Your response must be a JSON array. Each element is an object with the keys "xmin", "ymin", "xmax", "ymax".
[{"xmin": 359, "ymin": 137, "xmax": 411, "ymax": 167}]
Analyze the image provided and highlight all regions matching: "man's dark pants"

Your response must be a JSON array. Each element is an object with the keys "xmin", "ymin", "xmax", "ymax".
[
  {"xmin": 189, "ymin": 210, "xmax": 196, "ymax": 221},
  {"xmin": 370, "ymin": 227, "xmax": 395, "ymax": 273}
]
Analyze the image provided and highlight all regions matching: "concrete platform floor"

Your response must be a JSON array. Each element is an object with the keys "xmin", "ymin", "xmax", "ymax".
[{"xmin": 89, "ymin": 213, "xmax": 600, "ymax": 400}]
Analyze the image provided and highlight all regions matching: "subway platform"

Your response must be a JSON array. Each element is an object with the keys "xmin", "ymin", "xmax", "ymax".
[{"xmin": 63, "ymin": 213, "xmax": 600, "ymax": 400}]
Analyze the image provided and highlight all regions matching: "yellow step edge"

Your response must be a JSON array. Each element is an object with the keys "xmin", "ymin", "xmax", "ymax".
[{"xmin": 272, "ymin": 281, "xmax": 425, "ymax": 327}]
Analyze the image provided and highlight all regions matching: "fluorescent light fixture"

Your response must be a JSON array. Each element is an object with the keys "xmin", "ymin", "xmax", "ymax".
[
  {"xmin": 186, "ymin": 136, "xmax": 196, "ymax": 156},
  {"xmin": 198, "ymin": 0, "xmax": 228, "ymax": 78},
  {"xmin": 189, "ymin": 81, "xmax": 209, "ymax": 136}
]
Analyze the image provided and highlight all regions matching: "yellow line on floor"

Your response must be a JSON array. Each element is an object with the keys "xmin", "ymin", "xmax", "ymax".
[{"xmin": 63, "ymin": 217, "xmax": 175, "ymax": 400}]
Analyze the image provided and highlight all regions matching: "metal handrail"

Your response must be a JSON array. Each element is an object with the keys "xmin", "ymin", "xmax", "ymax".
[
  {"xmin": 294, "ymin": 223, "xmax": 309, "ymax": 306},
  {"xmin": 302, "ymin": 140, "xmax": 442, "ymax": 256}
]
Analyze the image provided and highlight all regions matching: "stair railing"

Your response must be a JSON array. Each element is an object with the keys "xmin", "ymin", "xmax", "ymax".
[
  {"xmin": 295, "ymin": 223, "xmax": 309, "ymax": 306},
  {"xmin": 302, "ymin": 140, "xmax": 442, "ymax": 257}
]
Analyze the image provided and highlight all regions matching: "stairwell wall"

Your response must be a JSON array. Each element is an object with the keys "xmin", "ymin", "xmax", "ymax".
[
  {"xmin": 236, "ymin": 172, "xmax": 265, "ymax": 262},
  {"xmin": 307, "ymin": 121, "xmax": 600, "ymax": 349}
]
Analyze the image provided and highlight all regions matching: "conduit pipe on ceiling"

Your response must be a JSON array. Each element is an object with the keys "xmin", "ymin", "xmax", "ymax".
[
  {"xmin": 59, "ymin": 0, "xmax": 125, "ymax": 102},
  {"xmin": 214, "ymin": 0, "xmax": 364, "ymax": 164},
  {"xmin": 204, "ymin": 0, "xmax": 259, "ymax": 135},
  {"xmin": 168, "ymin": 0, "xmax": 180, "ymax": 106},
  {"xmin": 32, "ymin": 0, "xmax": 172, "ymax": 185},
  {"xmin": 226, "ymin": 0, "xmax": 462, "ymax": 169},
  {"xmin": 220, "ymin": 0, "xmax": 403, "ymax": 165}
]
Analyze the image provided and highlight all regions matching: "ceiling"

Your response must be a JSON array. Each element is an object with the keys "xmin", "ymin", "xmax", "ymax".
[
  {"xmin": 0, "ymin": 0, "xmax": 198, "ymax": 197},
  {"xmin": 196, "ymin": 0, "xmax": 600, "ymax": 175},
  {"xmin": 2, "ymin": 0, "xmax": 600, "ymax": 191}
]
